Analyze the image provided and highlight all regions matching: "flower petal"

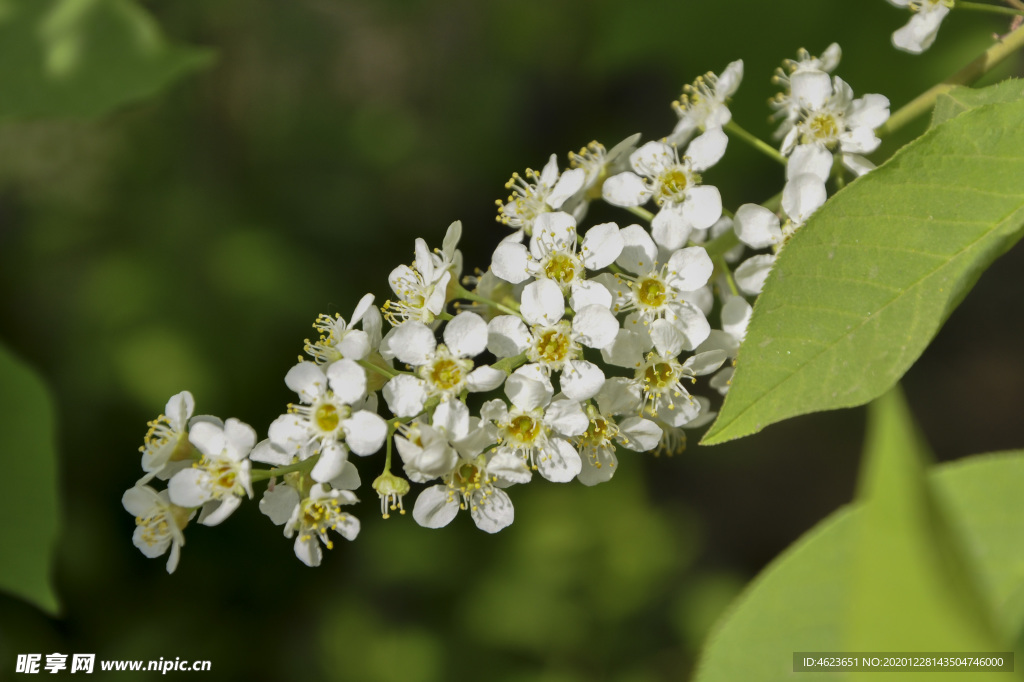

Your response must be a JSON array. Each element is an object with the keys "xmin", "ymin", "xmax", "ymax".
[
  {"xmin": 782, "ymin": 173, "xmax": 828, "ymax": 225},
  {"xmin": 734, "ymin": 203, "xmax": 782, "ymax": 249},
  {"xmin": 615, "ymin": 224, "xmax": 658, "ymax": 274},
  {"xmin": 260, "ymin": 485, "xmax": 300, "ymax": 526},
  {"xmin": 569, "ymin": 280, "xmax": 613, "ymax": 310},
  {"xmin": 581, "ymin": 222, "xmax": 624, "ymax": 270},
  {"xmin": 470, "ymin": 488, "xmax": 515, "ymax": 533},
  {"xmin": 505, "ymin": 364, "xmax": 553, "ymax": 410},
  {"xmin": 520, "ymin": 279, "xmax": 565, "ymax": 326},
  {"xmin": 617, "ymin": 417, "xmax": 662, "ymax": 452},
  {"xmin": 651, "ymin": 206, "xmax": 692, "ymax": 252},
  {"xmin": 342, "ymin": 410, "xmax": 388, "ymax": 455},
  {"xmin": 560, "ymin": 359, "xmax": 605, "ymax": 401},
  {"xmin": 326, "ymin": 359, "xmax": 368, "ymax": 405},
  {"xmin": 412, "ymin": 485, "xmax": 460, "ymax": 529},
  {"xmin": 443, "ymin": 311, "xmax": 489, "ymax": 359},
  {"xmin": 466, "ymin": 365, "xmax": 506, "ymax": 393},
  {"xmin": 735, "ymin": 253, "xmax": 776, "ymax": 296},
  {"xmin": 165, "ymin": 391, "xmax": 195, "ymax": 430},
  {"xmin": 491, "ymin": 242, "xmax": 531, "ymax": 284},
  {"xmin": 536, "ymin": 438, "xmax": 582, "ymax": 483},
  {"xmin": 389, "ymin": 322, "xmax": 437, "ymax": 367},
  {"xmin": 680, "ymin": 185, "xmax": 723, "ymax": 231},
  {"xmin": 602, "ymin": 172, "xmax": 650, "ymax": 207},
  {"xmin": 667, "ymin": 246, "xmax": 714, "ymax": 292},
  {"xmin": 382, "ymin": 375, "xmax": 427, "ymax": 417},
  {"xmin": 686, "ymin": 127, "xmax": 728, "ymax": 172},
  {"xmin": 487, "ymin": 315, "xmax": 531, "ymax": 357},
  {"xmin": 571, "ymin": 304, "xmax": 619, "ymax": 349}
]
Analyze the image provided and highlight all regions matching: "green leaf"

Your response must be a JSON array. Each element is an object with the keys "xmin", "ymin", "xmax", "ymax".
[
  {"xmin": 849, "ymin": 388, "xmax": 999, "ymax": 666},
  {"xmin": 702, "ymin": 98, "xmax": 1024, "ymax": 444},
  {"xmin": 0, "ymin": 0, "xmax": 213, "ymax": 120},
  {"xmin": 930, "ymin": 79, "xmax": 1024, "ymax": 129},
  {"xmin": 693, "ymin": 451, "xmax": 1024, "ymax": 682},
  {"xmin": 0, "ymin": 343, "xmax": 60, "ymax": 614}
]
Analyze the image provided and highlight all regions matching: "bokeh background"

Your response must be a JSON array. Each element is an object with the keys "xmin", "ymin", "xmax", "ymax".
[{"xmin": 1, "ymin": 1, "xmax": 1022, "ymax": 680}]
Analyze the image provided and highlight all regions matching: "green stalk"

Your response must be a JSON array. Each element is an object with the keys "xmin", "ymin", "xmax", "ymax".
[
  {"xmin": 956, "ymin": 1, "xmax": 1024, "ymax": 17},
  {"xmin": 878, "ymin": 23, "xmax": 1024, "ymax": 136},
  {"xmin": 725, "ymin": 120, "xmax": 788, "ymax": 166}
]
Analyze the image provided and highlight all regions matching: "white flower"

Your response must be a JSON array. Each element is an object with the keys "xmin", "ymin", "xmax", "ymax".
[
  {"xmin": 668, "ymin": 60, "xmax": 744, "ymax": 146},
  {"xmin": 409, "ymin": 399, "xmax": 529, "ymax": 533},
  {"xmin": 168, "ymin": 418, "xmax": 256, "ymax": 526},
  {"xmin": 261, "ymin": 482, "xmax": 360, "ymax": 567},
  {"xmin": 634, "ymin": 320, "xmax": 726, "ymax": 426},
  {"xmin": 411, "ymin": 445, "xmax": 529, "ymax": 534},
  {"xmin": 575, "ymin": 378, "xmax": 662, "ymax": 486},
  {"xmin": 595, "ymin": 227, "xmax": 713, "ymax": 350},
  {"xmin": 268, "ymin": 360, "xmax": 387, "ymax": 483},
  {"xmin": 395, "ymin": 400, "xmax": 494, "ymax": 483},
  {"xmin": 122, "ymin": 484, "xmax": 193, "ymax": 573},
  {"xmin": 602, "ymin": 130, "xmax": 726, "ymax": 251},
  {"xmin": 734, "ymin": 173, "xmax": 828, "ymax": 249},
  {"xmin": 139, "ymin": 390, "xmax": 196, "ymax": 479},
  {"xmin": 782, "ymin": 76, "xmax": 890, "ymax": 180},
  {"xmin": 497, "ymin": 154, "xmax": 585, "ymax": 239},
  {"xmin": 303, "ymin": 294, "xmax": 377, "ymax": 365},
  {"xmin": 731, "ymin": 173, "xmax": 828, "ymax": 296},
  {"xmin": 382, "ymin": 311, "xmax": 505, "ymax": 417},
  {"xmin": 770, "ymin": 44, "xmax": 842, "ymax": 140},
  {"xmin": 563, "ymin": 134, "xmax": 642, "ymax": 222},
  {"xmin": 382, "ymin": 236, "xmax": 453, "ymax": 326},
  {"xmin": 490, "ymin": 211, "xmax": 624, "ymax": 297},
  {"xmin": 482, "ymin": 366, "xmax": 589, "ymax": 482},
  {"xmin": 888, "ymin": 0, "xmax": 952, "ymax": 54},
  {"xmin": 696, "ymin": 295, "xmax": 753, "ymax": 395},
  {"xmin": 488, "ymin": 280, "xmax": 619, "ymax": 401}
]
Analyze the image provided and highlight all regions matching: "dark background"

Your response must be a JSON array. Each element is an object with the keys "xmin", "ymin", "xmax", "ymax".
[{"xmin": 1, "ymin": 1, "xmax": 1022, "ymax": 680}]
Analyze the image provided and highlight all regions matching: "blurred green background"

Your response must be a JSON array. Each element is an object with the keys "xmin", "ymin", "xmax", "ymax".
[{"xmin": 1, "ymin": 1, "xmax": 1022, "ymax": 680}]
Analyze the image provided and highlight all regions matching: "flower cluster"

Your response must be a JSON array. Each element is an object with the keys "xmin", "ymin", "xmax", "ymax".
[{"xmin": 124, "ymin": 40, "xmax": 895, "ymax": 571}]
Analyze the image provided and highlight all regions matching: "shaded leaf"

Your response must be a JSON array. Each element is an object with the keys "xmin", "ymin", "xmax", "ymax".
[
  {"xmin": 0, "ymin": 343, "xmax": 60, "ymax": 614},
  {"xmin": 703, "ymin": 98, "xmax": 1024, "ymax": 444},
  {"xmin": 693, "ymin": 452, "xmax": 1024, "ymax": 682},
  {"xmin": 930, "ymin": 79, "xmax": 1024, "ymax": 129},
  {"xmin": 0, "ymin": 0, "xmax": 213, "ymax": 120},
  {"xmin": 849, "ymin": 388, "xmax": 1000, "ymax": 678}
]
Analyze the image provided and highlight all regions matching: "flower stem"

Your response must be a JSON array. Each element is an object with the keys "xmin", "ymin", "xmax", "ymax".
[
  {"xmin": 713, "ymin": 255, "xmax": 740, "ymax": 297},
  {"xmin": 956, "ymin": 1, "xmax": 1024, "ymax": 17},
  {"xmin": 626, "ymin": 206, "xmax": 655, "ymax": 222},
  {"xmin": 453, "ymin": 283, "xmax": 521, "ymax": 317},
  {"xmin": 250, "ymin": 455, "xmax": 318, "ymax": 483},
  {"xmin": 724, "ymin": 120, "xmax": 787, "ymax": 166},
  {"xmin": 492, "ymin": 352, "xmax": 528, "ymax": 375},
  {"xmin": 878, "ymin": 23, "xmax": 1024, "ymax": 136},
  {"xmin": 359, "ymin": 358, "xmax": 399, "ymax": 380}
]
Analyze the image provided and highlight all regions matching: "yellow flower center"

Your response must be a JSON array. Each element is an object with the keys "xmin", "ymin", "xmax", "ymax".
[
  {"xmin": 534, "ymin": 327, "xmax": 572, "ymax": 364},
  {"xmin": 428, "ymin": 357, "xmax": 463, "ymax": 392},
  {"xmin": 636, "ymin": 276, "xmax": 667, "ymax": 308},
  {"xmin": 658, "ymin": 168, "xmax": 689, "ymax": 204},
  {"xmin": 506, "ymin": 414, "xmax": 542, "ymax": 445},
  {"xmin": 809, "ymin": 113, "xmax": 840, "ymax": 144},
  {"xmin": 543, "ymin": 252, "xmax": 578, "ymax": 285},
  {"xmin": 315, "ymin": 403, "xmax": 340, "ymax": 432},
  {"xmin": 581, "ymin": 417, "xmax": 613, "ymax": 447},
  {"xmin": 644, "ymin": 362, "xmax": 676, "ymax": 389}
]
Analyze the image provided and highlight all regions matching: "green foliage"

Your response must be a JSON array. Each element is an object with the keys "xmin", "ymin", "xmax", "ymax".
[
  {"xmin": 0, "ymin": 344, "xmax": 60, "ymax": 615},
  {"xmin": 694, "ymin": 394, "xmax": 1024, "ymax": 682},
  {"xmin": 0, "ymin": 0, "xmax": 212, "ymax": 119},
  {"xmin": 931, "ymin": 79, "xmax": 1024, "ymax": 128},
  {"xmin": 703, "ymin": 96, "xmax": 1024, "ymax": 444},
  {"xmin": 848, "ymin": 389, "xmax": 1000, "ymax": 678}
]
